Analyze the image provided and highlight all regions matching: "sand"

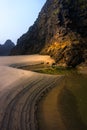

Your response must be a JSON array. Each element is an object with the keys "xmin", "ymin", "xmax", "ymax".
[{"xmin": 0, "ymin": 55, "xmax": 61, "ymax": 130}]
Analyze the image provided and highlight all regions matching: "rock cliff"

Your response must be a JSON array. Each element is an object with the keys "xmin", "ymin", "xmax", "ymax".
[
  {"xmin": 11, "ymin": 0, "xmax": 87, "ymax": 67},
  {"xmin": 0, "ymin": 40, "xmax": 15, "ymax": 56}
]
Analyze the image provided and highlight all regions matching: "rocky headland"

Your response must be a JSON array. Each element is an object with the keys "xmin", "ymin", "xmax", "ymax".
[
  {"xmin": 0, "ymin": 40, "xmax": 15, "ymax": 56},
  {"xmin": 11, "ymin": 0, "xmax": 87, "ymax": 67}
]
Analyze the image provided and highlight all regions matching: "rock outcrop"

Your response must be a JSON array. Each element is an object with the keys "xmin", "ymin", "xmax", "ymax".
[
  {"xmin": 0, "ymin": 40, "xmax": 15, "ymax": 56},
  {"xmin": 11, "ymin": 0, "xmax": 87, "ymax": 67}
]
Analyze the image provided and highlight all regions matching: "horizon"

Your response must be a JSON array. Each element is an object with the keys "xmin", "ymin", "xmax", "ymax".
[{"xmin": 0, "ymin": 0, "xmax": 46, "ymax": 45}]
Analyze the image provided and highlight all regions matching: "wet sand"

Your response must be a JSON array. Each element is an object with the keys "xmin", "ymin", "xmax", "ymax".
[
  {"xmin": 0, "ymin": 55, "xmax": 87, "ymax": 130},
  {"xmin": 0, "ymin": 55, "xmax": 62, "ymax": 130},
  {"xmin": 37, "ymin": 72, "xmax": 87, "ymax": 130}
]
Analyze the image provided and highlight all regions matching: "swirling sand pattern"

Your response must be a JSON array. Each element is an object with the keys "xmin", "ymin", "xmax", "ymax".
[{"xmin": 0, "ymin": 55, "xmax": 61, "ymax": 130}]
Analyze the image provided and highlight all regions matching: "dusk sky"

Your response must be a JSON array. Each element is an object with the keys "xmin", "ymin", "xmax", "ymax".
[{"xmin": 0, "ymin": 0, "xmax": 46, "ymax": 44}]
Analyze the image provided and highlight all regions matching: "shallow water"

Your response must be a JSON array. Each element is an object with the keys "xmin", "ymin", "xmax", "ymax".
[
  {"xmin": 11, "ymin": 64, "xmax": 87, "ymax": 129},
  {"xmin": 37, "ymin": 72, "xmax": 87, "ymax": 130}
]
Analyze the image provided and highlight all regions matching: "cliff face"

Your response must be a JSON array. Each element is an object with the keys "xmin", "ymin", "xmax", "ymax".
[
  {"xmin": 11, "ymin": 0, "xmax": 87, "ymax": 67},
  {"xmin": 0, "ymin": 40, "xmax": 15, "ymax": 56}
]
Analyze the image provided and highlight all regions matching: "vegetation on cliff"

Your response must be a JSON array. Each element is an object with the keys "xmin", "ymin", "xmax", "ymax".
[{"xmin": 11, "ymin": 0, "xmax": 87, "ymax": 67}]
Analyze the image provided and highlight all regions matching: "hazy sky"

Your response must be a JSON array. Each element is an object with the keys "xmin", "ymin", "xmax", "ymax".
[{"xmin": 0, "ymin": 0, "xmax": 46, "ymax": 44}]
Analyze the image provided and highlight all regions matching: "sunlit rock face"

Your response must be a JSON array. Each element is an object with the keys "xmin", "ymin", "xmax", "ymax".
[
  {"xmin": 0, "ymin": 40, "xmax": 15, "ymax": 56},
  {"xmin": 11, "ymin": 0, "xmax": 87, "ymax": 67}
]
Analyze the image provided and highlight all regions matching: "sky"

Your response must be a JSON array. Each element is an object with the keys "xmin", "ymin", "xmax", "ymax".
[{"xmin": 0, "ymin": 0, "xmax": 46, "ymax": 44}]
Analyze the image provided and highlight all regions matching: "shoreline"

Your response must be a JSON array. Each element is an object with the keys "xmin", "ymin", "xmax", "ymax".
[
  {"xmin": 0, "ymin": 55, "xmax": 62, "ymax": 130},
  {"xmin": 0, "ymin": 55, "xmax": 87, "ymax": 130}
]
